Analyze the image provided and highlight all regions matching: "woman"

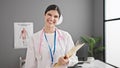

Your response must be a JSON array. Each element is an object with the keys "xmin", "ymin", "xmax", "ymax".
[{"xmin": 25, "ymin": 4, "xmax": 78, "ymax": 68}]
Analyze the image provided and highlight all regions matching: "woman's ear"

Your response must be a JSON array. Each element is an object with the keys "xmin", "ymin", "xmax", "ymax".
[{"xmin": 56, "ymin": 15, "xmax": 63, "ymax": 25}]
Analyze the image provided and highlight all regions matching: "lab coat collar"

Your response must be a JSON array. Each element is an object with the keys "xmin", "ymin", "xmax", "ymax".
[{"xmin": 39, "ymin": 27, "xmax": 64, "ymax": 53}]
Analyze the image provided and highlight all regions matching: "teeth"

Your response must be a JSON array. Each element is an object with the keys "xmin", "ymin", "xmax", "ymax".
[
  {"xmin": 48, "ymin": 22, "xmax": 52, "ymax": 24},
  {"xmin": 47, "ymin": 19, "xmax": 55, "ymax": 24},
  {"xmin": 48, "ymin": 20, "xmax": 53, "ymax": 24}
]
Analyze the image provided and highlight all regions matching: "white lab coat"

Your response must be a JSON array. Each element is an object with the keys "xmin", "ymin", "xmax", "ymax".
[{"xmin": 25, "ymin": 28, "xmax": 78, "ymax": 68}]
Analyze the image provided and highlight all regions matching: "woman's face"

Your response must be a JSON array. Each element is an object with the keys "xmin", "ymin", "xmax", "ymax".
[{"xmin": 44, "ymin": 10, "xmax": 59, "ymax": 28}]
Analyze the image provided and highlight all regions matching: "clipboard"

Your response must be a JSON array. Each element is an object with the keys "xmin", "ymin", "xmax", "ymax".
[{"xmin": 54, "ymin": 43, "xmax": 85, "ymax": 68}]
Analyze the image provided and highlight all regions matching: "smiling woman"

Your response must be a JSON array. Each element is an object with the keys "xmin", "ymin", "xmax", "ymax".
[
  {"xmin": 44, "ymin": 10, "xmax": 59, "ymax": 33},
  {"xmin": 0, "ymin": 0, "xmax": 98, "ymax": 68},
  {"xmin": 24, "ymin": 4, "xmax": 78, "ymax": 68}
]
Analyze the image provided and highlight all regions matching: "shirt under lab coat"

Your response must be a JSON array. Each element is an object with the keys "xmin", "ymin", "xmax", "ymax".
[{"xmin": 25, "ymin": 28, "xmax": 78, "ymax": 68}]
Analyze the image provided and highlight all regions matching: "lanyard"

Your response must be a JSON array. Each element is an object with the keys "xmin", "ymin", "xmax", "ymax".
[{"xmin": 44, "ymin": 30, "xmax": 56, "ymax": 64}]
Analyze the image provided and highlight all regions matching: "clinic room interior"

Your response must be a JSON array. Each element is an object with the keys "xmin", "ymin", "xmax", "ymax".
[{"xmin": 0, "ymin": 0, "xmax": 119, "ymax": 68}]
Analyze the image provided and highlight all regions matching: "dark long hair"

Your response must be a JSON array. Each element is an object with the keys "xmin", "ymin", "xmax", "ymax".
[{"xmin": 44, "ymin": 4, "xmax": 61, "ymax": 17}]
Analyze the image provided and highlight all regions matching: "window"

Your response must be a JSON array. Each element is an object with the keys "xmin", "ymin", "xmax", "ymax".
[{"xmin": 105, "ymin": 0, "xmax": 120, "ymax": 67}]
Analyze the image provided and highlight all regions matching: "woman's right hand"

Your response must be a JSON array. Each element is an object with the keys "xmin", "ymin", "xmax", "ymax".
[{"xmin": 57, "ymin": 55, "xmax": 69, "ymax": 65}]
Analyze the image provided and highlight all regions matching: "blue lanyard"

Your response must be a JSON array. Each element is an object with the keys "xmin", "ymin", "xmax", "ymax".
[{"xmin": 44, "ymin": 31, "xmax": 56, "ymax": 64}]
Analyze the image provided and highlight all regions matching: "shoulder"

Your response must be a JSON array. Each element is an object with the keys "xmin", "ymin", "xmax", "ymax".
[
  {"xmin": 32, "ymin": 30, "xmax": 42, "ymax": 39},
  {"xmin": 57, "ymin": 29, "xmax": 72, "ymax": 38},
  {"xmin": 59, "ymin": 29, "xmax": 69, "ymax": 34}
]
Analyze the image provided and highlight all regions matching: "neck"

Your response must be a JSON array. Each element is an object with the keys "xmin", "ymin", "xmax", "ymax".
[{"xmin": 44, "ymin": 26, "xmax": 55, "ymax": 33}]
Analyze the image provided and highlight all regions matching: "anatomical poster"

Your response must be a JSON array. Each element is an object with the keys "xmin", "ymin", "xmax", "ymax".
[{"xmin": 14, "ymin": 22, "xmax": 33, "ymax": 49}]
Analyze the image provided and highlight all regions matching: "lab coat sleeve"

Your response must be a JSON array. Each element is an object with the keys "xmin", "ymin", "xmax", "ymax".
[
  {"xmin": 65, "ymin": 32, "xmax": 78, "ymax": 66},
  {"xmin": 25, "ymin": 37, "xmax": 37, "ymax": 68}
]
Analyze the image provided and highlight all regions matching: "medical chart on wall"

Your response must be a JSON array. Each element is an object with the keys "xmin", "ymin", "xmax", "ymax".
[{"xmin": 14, "ymin": 22, "xmax": 33, "ymax": 49}]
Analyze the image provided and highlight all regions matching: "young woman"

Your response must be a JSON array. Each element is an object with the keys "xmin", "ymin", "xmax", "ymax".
[{"xmin": 25, "ymin": 4, "xmax": 78, "ymax": 68}]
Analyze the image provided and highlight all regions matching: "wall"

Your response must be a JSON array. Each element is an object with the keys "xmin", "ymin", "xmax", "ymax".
[
  {"xmin": 0, "ymin": 0, "xmax": 94, "ymax": 68},
  {"xmin": 94, "ymin": 0, "xmax": 103, "ymax": 37},
  {"xmin": 94, "ymin": 0, "xmax": 104, "ymax": 60}
]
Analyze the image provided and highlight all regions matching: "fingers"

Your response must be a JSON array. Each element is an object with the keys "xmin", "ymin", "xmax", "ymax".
[
  {"xmin": 64, "ymin": 54, "xmax": 69, "ymax": 59},
  {"xmin": 58, "ymin": 56, "xmax": 69, "ymax": 65}
]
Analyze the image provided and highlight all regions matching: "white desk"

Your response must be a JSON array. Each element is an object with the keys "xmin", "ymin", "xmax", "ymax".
[{"xmin": 75, "ymin": 60, "xmax": 115, "ymax": 68}]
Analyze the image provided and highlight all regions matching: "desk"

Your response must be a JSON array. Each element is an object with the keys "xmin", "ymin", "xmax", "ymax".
[{"xmin": 69, "ymin": 60, "xmax": 115, "ymax": 68}]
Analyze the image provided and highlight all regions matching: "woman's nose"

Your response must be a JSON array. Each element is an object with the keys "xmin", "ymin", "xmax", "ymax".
[{"xmin": 50, "ymin": 16, "xmax": 54, "ymax": 21}]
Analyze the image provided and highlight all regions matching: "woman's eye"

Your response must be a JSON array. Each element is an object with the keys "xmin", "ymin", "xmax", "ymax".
[
  {"xmin": 47, "ymin": 13, "xmax": 52, "ymax": 16},
  {"xmin": 54, "ymin": 15, "xmax": 58, "ymax": 18}
]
